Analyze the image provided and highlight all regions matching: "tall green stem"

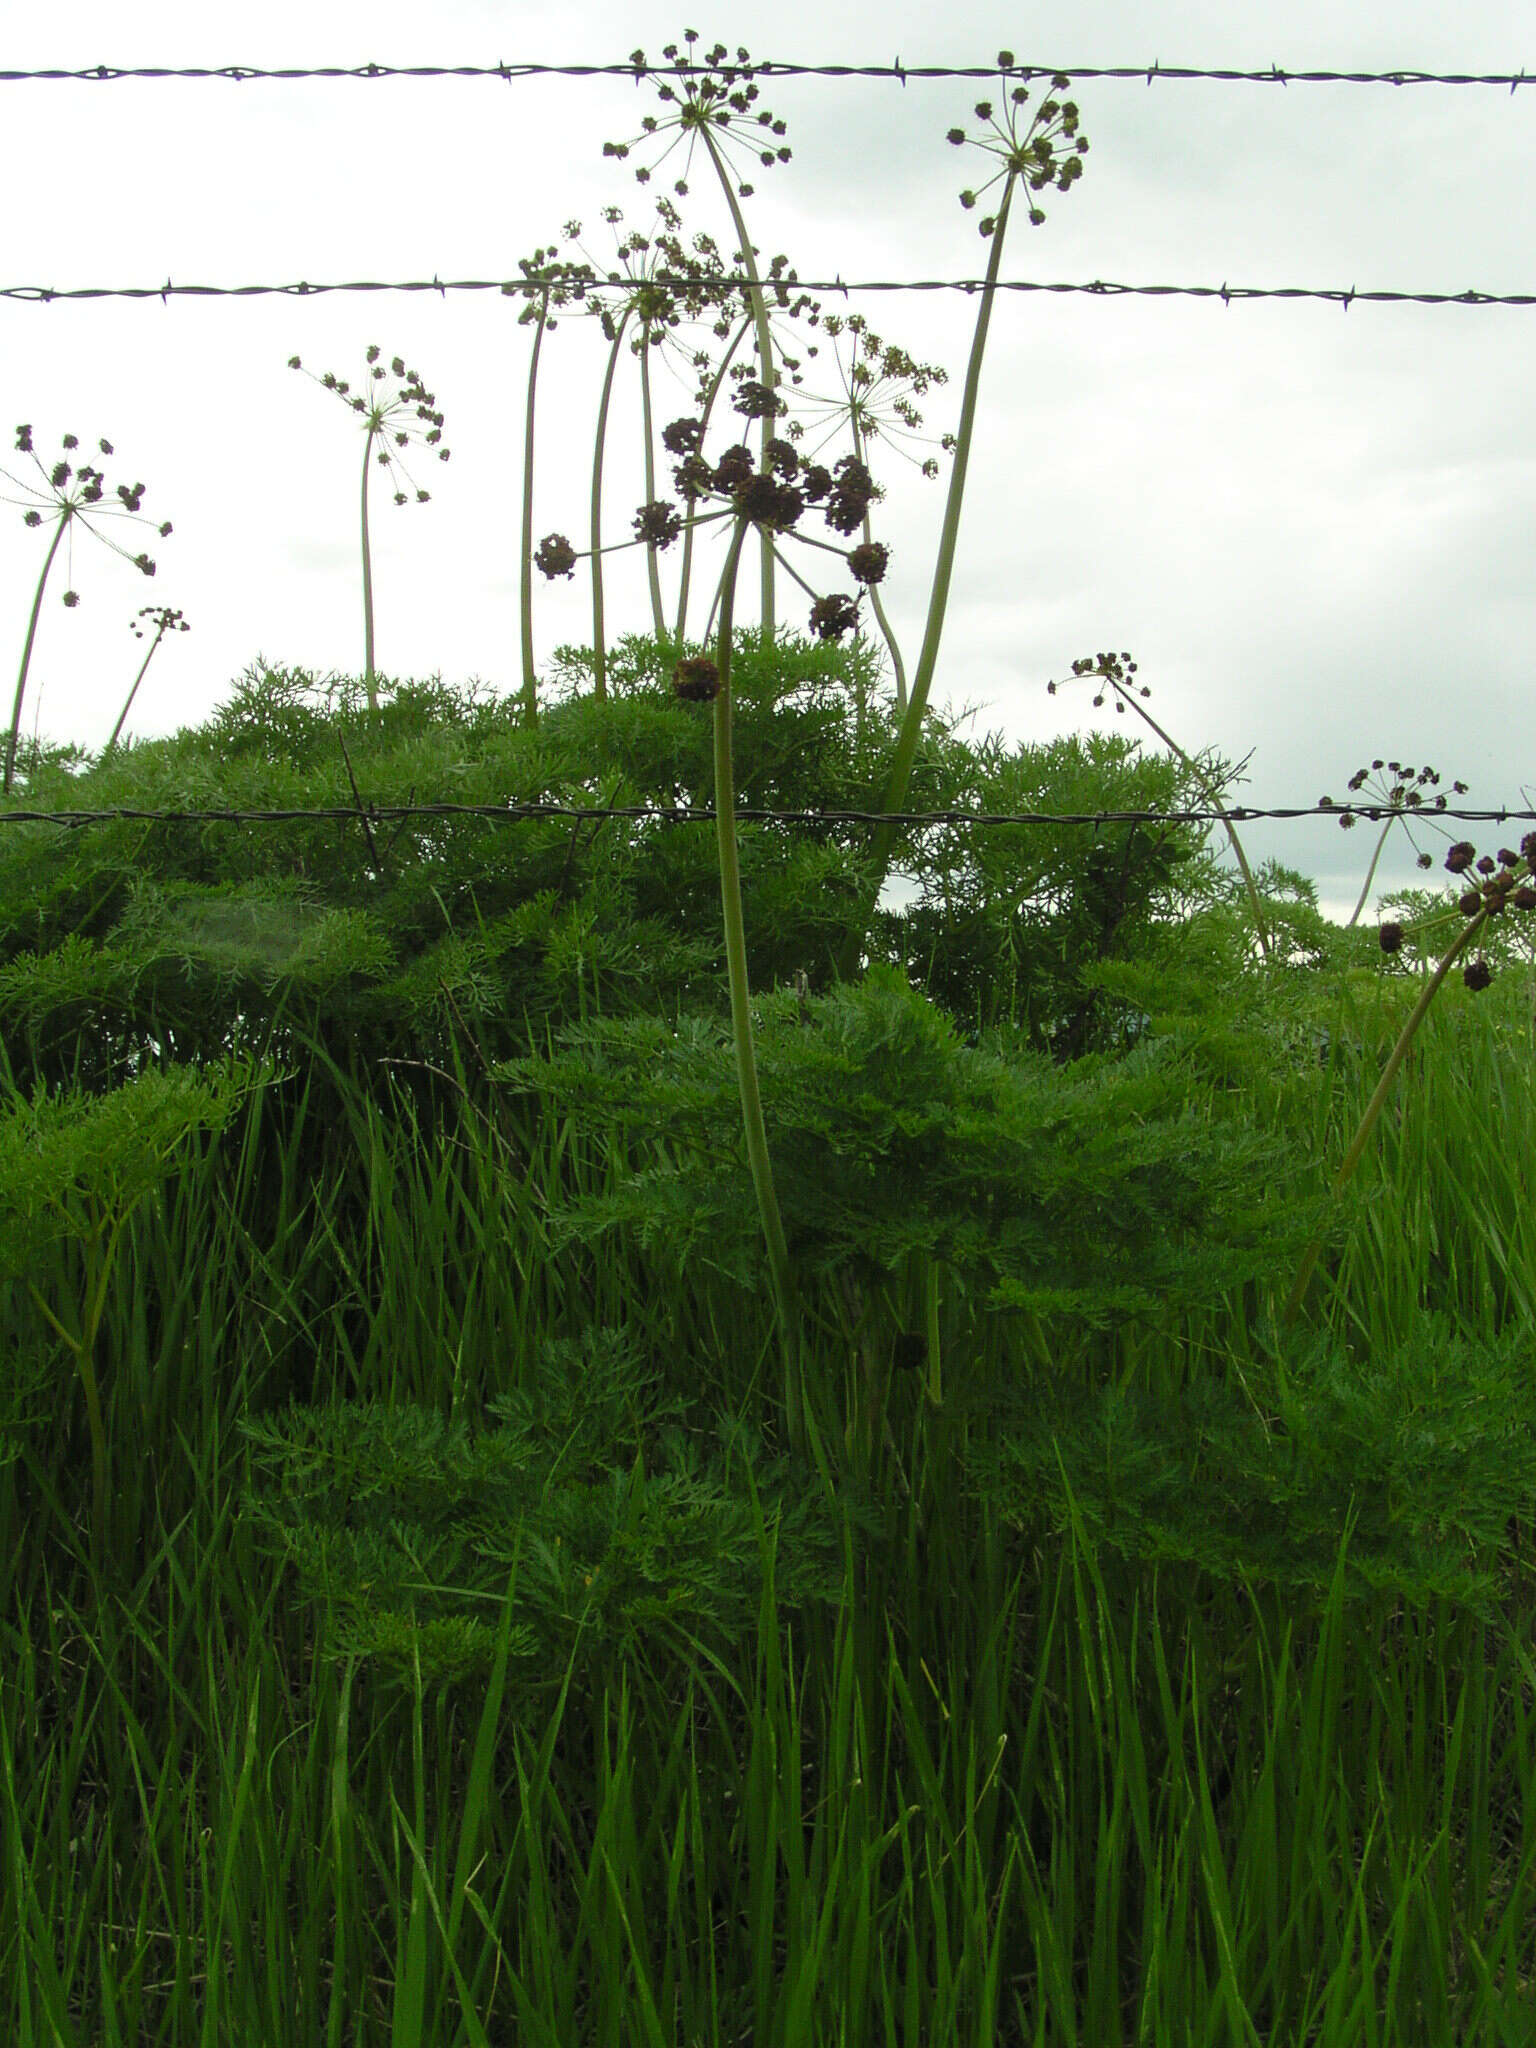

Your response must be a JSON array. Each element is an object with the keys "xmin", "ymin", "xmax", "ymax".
[
  {"xmin": 698, "ymin": 127, "xmax": 777, "ymax": 640},
  {"xmin": 637, "ymin": 326, "xmax": 668, "ymax": 642},
  {"xmin": 674, "ymin": 314, "xmax": 752, "ymax": 647},
  {"xmin": 711, "ymin": 519, "xmax": 800, "ymax": 1435},
  {"xmin": 1282, "ymin": 908, "xmax": 1488, "ymax": 1326},
  {"xmin": 832, "ymin": 174, "xmax": 1019, "ymax": 983},
  {"xmin": 102, "ymin": 623, "xmax": 165, "ymax": 757},
  {"xmin": 5, "ymin": 508, "xmax": 69, "ymax": 795},
  {"xmin": 851, "ymin": 415, "xmax": 908, "ymax": 712},
  {"xmin": 359, "ymin": 422, "xmax": 379, "ymax": 714},
  {"xmin": 589, "ymin": 311, "xmax": 631, "ymax": 702},
  {"xmin": 519, "ymin": 288, "xmax": 551, "ymax": 728}
]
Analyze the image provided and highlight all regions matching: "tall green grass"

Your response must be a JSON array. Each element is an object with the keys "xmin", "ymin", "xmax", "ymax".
[{"xmin": 0, "ymin": 969, "xmax": 1532, "ymax": 2043}]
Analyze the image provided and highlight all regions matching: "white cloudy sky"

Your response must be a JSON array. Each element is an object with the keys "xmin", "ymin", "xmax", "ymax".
[{"xmin": 2, "ymin": 0, "xmax": 1532, "ymax": 925}]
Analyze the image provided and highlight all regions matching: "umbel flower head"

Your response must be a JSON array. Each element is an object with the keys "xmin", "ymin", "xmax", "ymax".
[
  {"xmin": 1318, "ymin": 757, "xmax": 1469, "ymax": 868},
  {"xmin": 130, "ymin": 603, "xmax": 189, "ymax": 642},
  {"xmin": 1378, "ymin": 830, "xmax": 1536, "ymax": 990},
  {"xmin": 947, "ymin": 60, "xmax": 1089, "ymax": 235},
  {"xmin": 788, "ymin": 310, "xmax": 954, "ymax": 480},
  {"xmin": 2, "ymin": 424, "xmax": 172, "ymax": 602},
  {"xmin": 289, "ymin": 348, "xmax": 450, "ymax": 502},
  {"xmin": 605, "ymin": 32, "xmax": 792, "ymax": 201}
]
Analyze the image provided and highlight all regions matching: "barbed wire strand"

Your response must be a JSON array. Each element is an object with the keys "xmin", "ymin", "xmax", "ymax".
[
  {"xmin": 3, "ymin": 273, "xmax": 1533, "ymax": 308},
  {"xmin": 1, "ymin": 801, "xmax": 1532, "ymax": 832},
  {"xmin": 0, "ymin": 59, "xmax": 1530, "ymax": 89}
]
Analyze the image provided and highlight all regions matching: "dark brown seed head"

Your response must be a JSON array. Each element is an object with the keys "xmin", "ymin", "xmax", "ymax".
[
  {"xmin": 1459, "ymin": 889, "xmax": 1484, "ymax": 917},
  {"xmin": 633, "ymin": 499, "xmax": 683, "ymax": 550},
  {"xmin": 809, "ymin": 592, "xmax": 860, "ymax": 641},
  {"xmin": 1378, "ymin": 922, "xmax": 1404, "ymax": 954},
  {"xmin": 1445, "ymin": 842, "xmax": 1477, "ymax": 875},
  {"xmin": 534, "ymin": 532, "xmax": 578, "ymax": 580},
  {"xmin": 847, "ymin": 541, "xmax": 889, "ymax": 586},
  {"xmin": 662, "ymin": 415, "xmax": 704, "ymax": 455},
  {"xmin": 712, "ymin": 443, "xmax": 755, "ymax": 491},
  {"xmin": 673, "ymin": 654, "xmax": 720, "ymax": 702},
  {"xmin": 1463, "ymin": 956, "xmax": 1494, "ymax": 992}
]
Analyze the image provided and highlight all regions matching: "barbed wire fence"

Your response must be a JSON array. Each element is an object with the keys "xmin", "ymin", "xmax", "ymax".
[{"xmin": 2, "ymin": 50, "xmax": 1532, "ymax": 853}]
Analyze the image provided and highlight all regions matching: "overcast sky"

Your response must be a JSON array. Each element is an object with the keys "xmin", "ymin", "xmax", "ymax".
[{"xmin": 2, "ymin": 0, "xmax": 1532, "ymax": 926}]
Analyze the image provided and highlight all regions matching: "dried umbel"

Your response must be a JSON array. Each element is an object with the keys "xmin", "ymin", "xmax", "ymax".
[
  {"xmin": 605, "ymin": 34, "xmax": 793, "ymax": 203},
  {"xmin": 672, "ymin": 653, "xmax": 721, "ymax": 702},
  {"xmin": 535, "ymin": 532, "xmax": 579, "ymax": 580}
]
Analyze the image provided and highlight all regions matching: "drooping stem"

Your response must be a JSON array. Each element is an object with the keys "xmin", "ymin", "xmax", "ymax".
[
  {"xmin": 1345, "ymin": 815, "xmax": 1398, "ymax": 928},
  {"xmin": 711, "ymin": 519, "xmax": 799, "ymax": 1401},
  {"xmin": 102, "ymin": 622, "xmax": 166, "ymax": 757},
  {"xmin": 832, "ymin": 173, "xmax": 1020, "ymax": 983},
  {"xmin": 851, "ymin": 414, "xmax": 908, "ymax": 712},
  {"xmin": 359, "ymin": 422, "xmax": 379, "ymax": 714},
  {"xmin": 1106, "ymin": 690, "xmax": 1273, "ymax": 964},
  {"xmin": 589, "ymin": 311, "xmax": 631, "ymax": 702},
  {"xmin": 637, "ymin": 325, "xmax": 668, "ymax": 642},
  {"xmin": 519, "ymin": 287, "xmax": 551, "ymax": 728},
  {"xmin": 5, "ymin": 508, "xmax": 69, "ymax": 795},
  {"xmin": 674, "ymin": 313, "xmax": 752, "ymax": 647},
  {"xmin": 1282, "ymin": 908, "xmax": 1489, "ymax": 1326},
  {"xmin": 698, "ymin": 126, "xmax": 777, "ymax": 639}
]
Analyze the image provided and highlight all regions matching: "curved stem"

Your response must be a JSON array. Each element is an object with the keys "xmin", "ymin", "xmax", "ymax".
[
  {"xmin": 102, "ymin": 625, "xmax": 165, "ymax": 756},
  {"xmin": 590, "ymin": 311, "xmax": 631, "ymax": 702},
  {"xmin": 360, "ymin": 422, "xmax": 378, "ymax": 713},
  {"xmin": 832, "ymin": 174, "xmax": 1019, "ymax": 983},
  {"xmin": 675, "ymin": 313, "xmax": 751, "ymax": 647},
  {"xmin": 699, "ymin": 127, "xmax": 777, "ymax": 639},
  {"xmin": 1110, "ymin": 691, "xmax": 1273, "ymax": 964},
  {"xmin": 711, "ymin": 518, "xmax": 802, "ymax": 1440},
  {"xmin": 520, "ymin": 290, "xmax": 551, "ymax": 728},
  {"xmin": 1282, "ymin": 908, "xmax": 1489, "ymax": 1326},
  {"xmin": 851, "ymin": 414, "xmax": 908, "ymax": 711},
  {"xmin": 1346, "ymin": 816, "xmax": 1396, "ymax": 928},
  {"xmin": 637, "ymin": 326, "xmax": 668, "ymax": 642},
  {"xmin": 6, "ymin": 508, "xmax": 69, "ymax": 795}
]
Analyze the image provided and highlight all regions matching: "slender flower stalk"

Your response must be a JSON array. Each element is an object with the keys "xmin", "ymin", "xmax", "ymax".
[
  {"xmin": 1283, "ymin": 832, "xmax": 1536, "ymax": 1324},
  {"xmin": 102, "ymin": 605, "xmax": 189, "ymax": 757},
  {"xmin": 505, "ymin": 241, "xmax": 593, "ymax": 727},
  {"xmin": 2, "ymin": 424, "xmax": 171, "ymax": 793},
  {"xmin": 832, "ymin": 64, "xmax": 1087, "ymax": 980},
  {"xmin": 588, "ymin": 308, "xmax": 631, "ymax": 699},
  {"xmin": 288, "ymin": 350, "xmax": 449, "ymax": 715}
]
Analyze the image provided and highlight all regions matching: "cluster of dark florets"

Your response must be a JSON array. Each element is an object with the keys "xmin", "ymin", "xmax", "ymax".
[
  {"xmin": 534, "ymin": 532, "xmax": 578, "ymax": 580},
  {"xmin": 633, "ymin": 499, "xmax": 683, "ymax": 550},
  {"xmin": 1049, "ymin": 650, "xmax": 1147, "ymax": 711},
  {"xmin": 1319, "ymin": 760, "xmax": 1469, "ymax": 868},
  {"xmin": 732, "ymin": 378, "xmax": 786, "ymax": 421},
  {"xmin": 1379, "ymin": 830, "xmax": 1536, "ymax": 990},
  {"xmin": 672, "ymin": 654, "xmax": 721, "ymax": 702},
  {"xmin": 809, "ymin": 593, "xmax": 862, "ymax": 642},
  {"xmin": 823, "ymin": 456, "xmax": 879, "ymax": 536},
  {"xmin": 847, "ymin": 541, "xmax": 889, "ymax": 586},
  {"xmin": 662, "ymin": 415, "xmax": 704, "ymax": 456}
]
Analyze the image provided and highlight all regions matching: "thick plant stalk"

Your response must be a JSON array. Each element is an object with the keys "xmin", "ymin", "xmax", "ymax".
[
  {"xmin": 698, "ymin": 126, "xmax": 777, "ymax": 639},
  {"xmin": 519, "ymin": 285, "xmax": 552, "ymax": 727},
  {"xmin": 359, "ymin": 421, "xmax": 379, "ymax": 713},
  {"xmin": 832, "ymin": 173, "xmax": 1020, "ymax": 983},
  {"xmin": 637, "ymin": 327, "xmax": 668, "ymax": 641},
  {"xmin": 5, "ymin": 508, "xmax": 68, "ymax": 794},
  {"xmin": 589, "ymin": 309, "xmax": 631, "ymax": 702},
  {"xmin": 1282, "ymin": 908, "xmax": 1488, "ymax": 1325},
  {"xmin": 674, "ymin": 313, "xmax": 751, "ymax": 647},
  {"xmin": 851, "ymin": 415, "xmax": 908, "ymax": 712},
  {"xmin": 710, "ymin": 519, "xmax": 801, "ymax": 1437},
  {"xmin": 102, "ymin": 620, "xmax": 167, "ymax": 756}
]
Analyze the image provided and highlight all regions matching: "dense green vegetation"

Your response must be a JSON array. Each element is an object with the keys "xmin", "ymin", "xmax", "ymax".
[{"xmin": 0, "ymin": 643, "xmax": 1533, "ymax": 2043}]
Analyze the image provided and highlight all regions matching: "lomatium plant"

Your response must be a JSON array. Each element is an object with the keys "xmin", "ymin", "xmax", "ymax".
[
  {"xmin": 502, "ymin": 239, "xmax": 595, "ymax": 725},
  {"xmin": 1319, "ymin": 756, "xmax": 1470, "ymax": 927},
  {"xmin": 287, "ymin": 347, "xmax": 449, "ymax": 716},
  {"xmin": 2, "ymin": 424, "xmax": 171, "ymax": 794},
  {"xmin": 607, "ymin": 32, "xmax": 798, "ymax": 634},
  {"xmin": 101, "ymin": 603, "xmax": 190, "ymax": 758},
  {"xmin": 786, "ymin": 310, "xmax": 954, "ymax": 711},
  {"xmin": 833, "ymin": 60, "xmax": 1089, "ymax": 979}
]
